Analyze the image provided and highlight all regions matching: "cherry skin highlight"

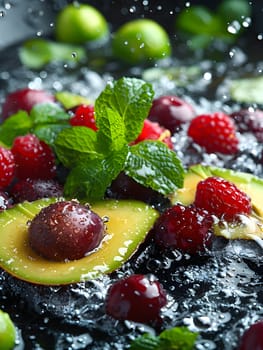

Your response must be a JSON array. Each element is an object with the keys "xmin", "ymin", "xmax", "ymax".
[
  {"xmin": 106, "ymin": 274, "xmax": 167, "ymax": 323},
  {"xmin": 148, "ymin": 95, "xmax": 196, "ymax": 133}
]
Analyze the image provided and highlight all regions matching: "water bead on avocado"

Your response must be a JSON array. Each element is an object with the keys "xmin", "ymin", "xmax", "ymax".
[
  {"xmin": 112, "ymin": 18, "xmax": 171, "ymax": 65},
  {"xmin": 55, "ymin": 4, "xmax": 109, "ymax": 44}
]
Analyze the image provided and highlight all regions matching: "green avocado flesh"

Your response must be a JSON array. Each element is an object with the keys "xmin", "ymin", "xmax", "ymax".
[
  {"xmin": 171, "ymin": 164, "xmax": 263, "ymax": 241},
  {"xmin": 0, "ymin": 198, "xmax": 159, "ymax": 285}
]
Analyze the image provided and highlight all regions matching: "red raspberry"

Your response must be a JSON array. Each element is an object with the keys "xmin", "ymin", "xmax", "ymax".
[
  {"xmin": 0, "ymin": 147, "xmax": 15, "ymax": 189},
  {"xmin": 194, "ymin": 176, "xmax": 252, "ymax": 221},
  {"xmin": 69, "ymin": 104, "xmax": 98, "ymax": 131},
  {"xmin": 187, "ymin": 112, "xmax": 239, "ymax": 154},
  {"xmin": 134, "ymin": 119, "xmax": 173, "ymax": 149},
  {"xmin": 148, "ymin": 95, "xmax": 196, "ymax": 133},
  {"xmin": 11, "ymin": 134, "xmax": 56, "ymax": 180},
  {"xmin": 1, "ymin": 88, "xmax": 55, "ymax": 120},
  {"xmin": 238, "ymin": 320, "xmax": 263, "ymax": 350},
  {"xmin": 105, "ymin": 274, "xmax": 167, "ymax": 323},
  {"xmin": 231, "ymin": 109, "xmax": 263, "ymax": 142},
  {"xmin": 10, "ymin": 178, "xmax": 63, "ymax": 203},
  {"xmin": 153, "ymin": 204, "xmax": 213, "ymax": 254}
]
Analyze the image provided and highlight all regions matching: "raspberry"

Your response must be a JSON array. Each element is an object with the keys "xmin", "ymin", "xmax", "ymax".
[
  {"xmin": 69, "ymin": 104, "xmax": 98, "ymax": 131},
  {"xmin": 194, "ymin": 176, "xmax": 252, "ymax": 221},
  {"xmin": 1, "ymin": 88, "xmax": 55, "ymax": 120},
  {"xmin": 10, "ymin": 178, "xmax": 63, "ymax": 203},
  {"xmin": 11, "ymin": 134, "xmax": 56, "ymax": 180},
  {"xmin": 153, "ymin": 203, "xmax": 213, "ymax": 254},
  {"xmin": 134, "ymin": 119, "xmax": 173, "ymax": 149},
  {"xmin": 187, "ymin": 112, "xmax": 239, "ymax": 154},
  {"xmin": 0, "ymin": 147, "xmax": 15, "ymax": 189},
  {"xmin": 105, "ymin": 274, "xmax": 167, "ymax": 323},
  {"xmin": 230, "ymin": 109, "xmax": 263, "ymax": 142},
  {"xmin": 148, "ymin": 95, "xmax": 196, "ymax": 133}
]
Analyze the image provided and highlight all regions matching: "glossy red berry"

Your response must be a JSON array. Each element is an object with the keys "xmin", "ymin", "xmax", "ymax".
[
  {"xmin": 11, "ymin": 134, "xmax": 56, "ymax": 180},
  {"xmin": 1, "ymin": 88, "xmax": 55, "ymax": 120},
  {"xmin": 10, "ymin": 178, "xmax": 63, "ymax": 203},
  {"xmin": 0, "ymin": 147, "xmax": 15, "ymax": 189},
  {"xmin": 194, "ymin": 176, "xmax": 252, "ymax": 221},
  {"xmin": 153, "ymin": 204, "xmax": 213, "ymax": 254},
  {"xmin": 148, "ymin": 95, "xmax": 196, "ymax": 133},
  {"xmin": 28, "ymin": 200, "xmax": 105, "ymax": 261},
  {"xmin": 231, "ymin": 109, "xmax": 263, "ymax": 142},
  {"xmin": 106, "ymin": 274, "xmax": 167, "ymax": 323},
  {"xmin": 134, "ymin": 119, "xmax": 173, "ymax": 149},
  {"xmin": 238, "ymin": 320, "xmax": 263, "ymax": 350},
  {"xmin": 187, "ymin": 112, "xmax": 239, "ymax": 154},
  {"xmin": 69, "ymin": 104, "xmax": 98, "ymax": 131}
]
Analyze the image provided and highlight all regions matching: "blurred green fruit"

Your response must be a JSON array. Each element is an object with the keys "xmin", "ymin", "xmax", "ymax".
[
  {"xmin": 55, "ymin": 4, "xmax": 109, "ymax": 44},
  {"xmin": 112, "ymin": 19, "xmax": 171, "ymax": 65}
]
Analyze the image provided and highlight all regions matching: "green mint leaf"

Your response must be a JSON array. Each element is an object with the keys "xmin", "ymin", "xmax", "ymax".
[
  {"xmin": 64, "ymin": 146, "xmax": 128, "ymax": 201},
  {"xmin": 33, "ymin": 124, "xmax": 70, "ymax": 146},
  {"xmin": 55, "ymin": 91, "xmax": 93, "ymax": 110},
  {"xmin": 96, "ymin": 106, "xmax": 126, "ymax": 154},
  {"xmin": 0, "ymin": 111, "xmax": 32, "ymax": 147},
  {"xmin": 125, "ymin": 141, "xmax": 184, "ymax": 195},
  {"xmin": 54, "ymin": 126, "xmax": 99, "ymax": 168},
  {"xmin": 19, "ymin": 38, "xmax": 86, "ymax": 69},
  {"xmin": 129, "ymin": 333, "xmax": 161, "ymax": 350},
  {"xmin": 130, "ymin": 327, "xmax": 198, "ymax": 350},
  {"xmin": 95, "ymin": 77, "xmax": 154, "ymax": 144},
  {"xmin": 159, "ymin": 327, "xmax": 198, "ymax": 350},
  {"xmin": 30, "ymin": 103, "xmax": 70, "ymax": 125}
]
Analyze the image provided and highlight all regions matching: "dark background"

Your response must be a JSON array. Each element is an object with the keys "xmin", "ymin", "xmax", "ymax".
[{"xmin": 0, "ymin": 0, "xmax": 262, "ymax": 49}]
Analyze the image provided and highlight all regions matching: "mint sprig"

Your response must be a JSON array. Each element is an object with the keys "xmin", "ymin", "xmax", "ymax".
[
  {"xmin": 54, "ymin": 77, "xmax": 184, "ymax": 201},
  {"xmin": 129, "ymin": 326, "xmax": 198, "ymax": 350},
  {"xmin": 125, "ymin": 140, "xmax": 184, "ymax": 194},
  {"xmin": 0, "ymin": 103, "xmax": 70, "ymax": 147}
]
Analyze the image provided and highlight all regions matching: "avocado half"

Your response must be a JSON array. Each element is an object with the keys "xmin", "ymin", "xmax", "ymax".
[
  {"xmin": 0, "ymin": 198, "xmax": 159, "ymax": 285},
  {"xmin": 171, "ymin": 164, "xmax": 263, "ymax": 241}
]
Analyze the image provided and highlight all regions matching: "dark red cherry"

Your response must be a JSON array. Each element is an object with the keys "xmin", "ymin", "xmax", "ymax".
[
  {"xmin": 106, "ymin": 274, "xmax": 167, "ymax": 323},
  {"xmin": 1, "ymin": 88, "xmax": 55, "ymax": 120},
  {"xmin": 108, "ymin": 172, "xmax": 163, "ymax": 204},
  {"xmin": 230, "ymin": 109, "xmax": 263, "ymax": 142},
  {"xmin": 238, "ymin": 320, "xmax": 263, "ymax": 350},
  {"xmin": 10, "ymin": 178, "xmax": 63, "ymax": 204},
  {"xmin": 28, "ymin": 200, "xmax": 105, "ymax": 261},
  {"xmin": 147, "ymin": 95, "xmax": 196, "ymax": 133}
]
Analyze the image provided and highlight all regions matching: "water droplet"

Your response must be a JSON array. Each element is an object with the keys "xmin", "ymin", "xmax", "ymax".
[
  {"xmin": 0, "ymin": 10, "xmax": 5, "ymax": 17},
  {"xmin": 129, "ymin": 6, "xmax": 136, "ymax": 13},
  {"xmin": 227, "ymin": 21, "xmax": 241, "ymax": 34}
]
